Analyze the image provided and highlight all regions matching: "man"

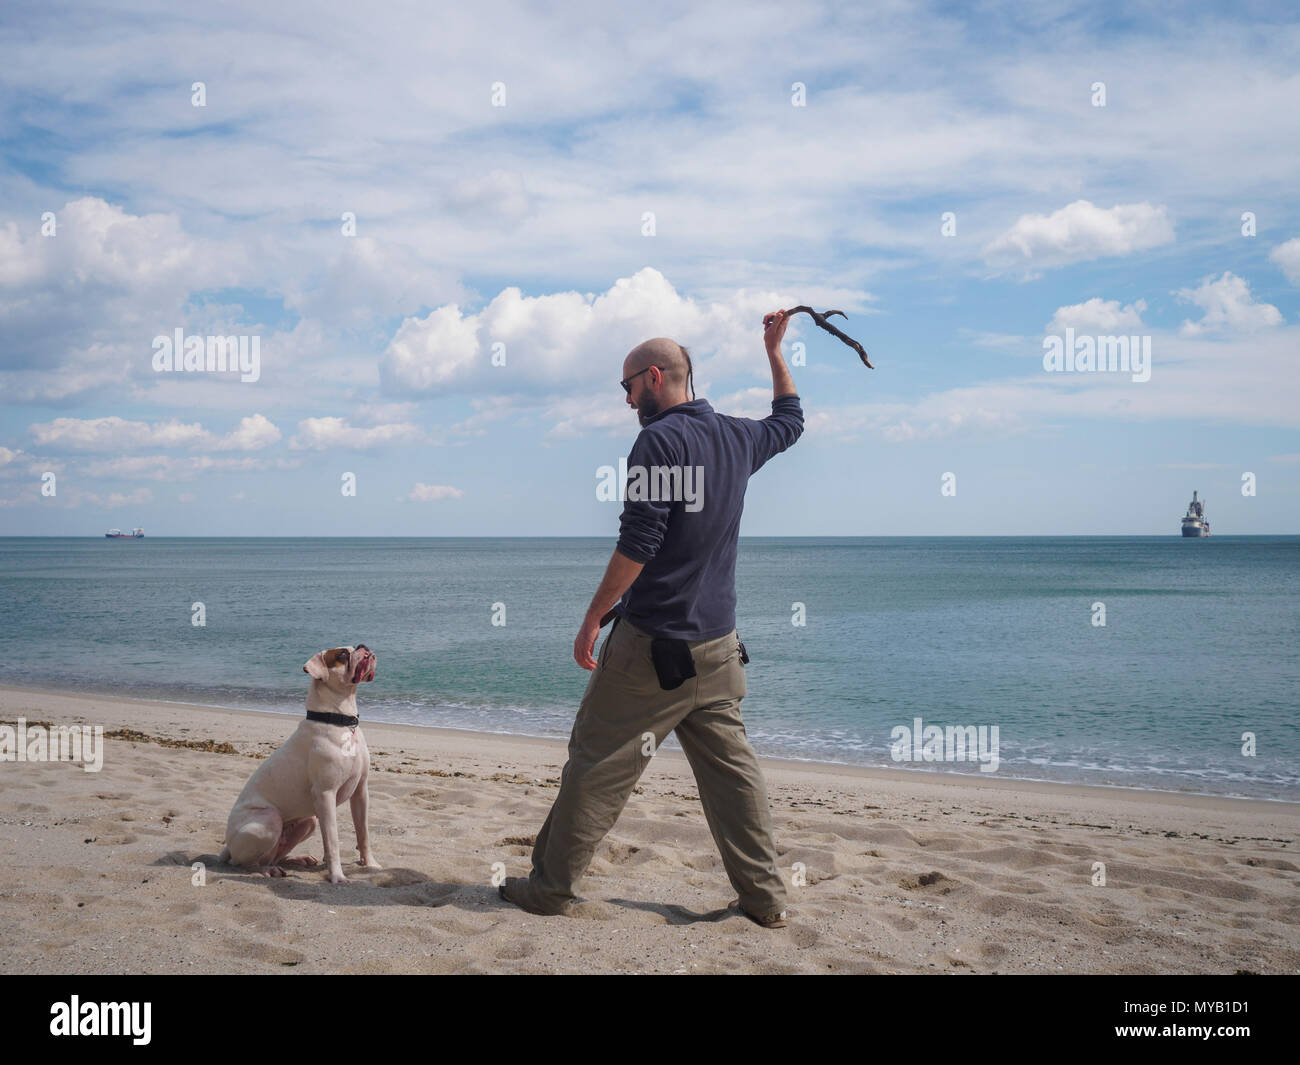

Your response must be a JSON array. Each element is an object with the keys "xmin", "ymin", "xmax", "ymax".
[{"xmin": 499, "ymin": 308, "xmax": 803, "ymax": 927}]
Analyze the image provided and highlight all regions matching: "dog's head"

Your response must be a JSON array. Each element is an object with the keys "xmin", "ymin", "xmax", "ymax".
[{"xmin": 303, "ymin": 644, "xmax": 377, "ymax": 688}]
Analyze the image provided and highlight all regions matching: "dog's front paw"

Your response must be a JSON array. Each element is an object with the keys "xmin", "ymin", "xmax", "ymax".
[
  {"xmin": 326, "ymin": 869, "xmax": 349, "ymax": 884},
  {"xmin": 359, "ymin": 855, "xmax": 383, "ymax": 870}
]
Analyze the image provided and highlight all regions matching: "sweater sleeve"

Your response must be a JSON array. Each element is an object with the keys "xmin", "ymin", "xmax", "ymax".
[
  {"xmin": 615, "ymin": 427, "xmax": 679, "ymax": 564},
  {"xmin": 742, "ymin": 394, "xmax": 804, "ymax": 474}
]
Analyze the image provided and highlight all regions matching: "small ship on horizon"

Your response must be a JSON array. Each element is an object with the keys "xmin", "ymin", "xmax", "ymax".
[
  {"xmin": 1181, "ymin": 493, "xmax": 1209, "ymax": 538},
  {"xmin": 105, "ymin": 528, "xmax": 145, "ymax": 539}
]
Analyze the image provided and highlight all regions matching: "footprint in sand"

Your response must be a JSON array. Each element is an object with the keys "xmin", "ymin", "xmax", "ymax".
[
  {"xmin": 974, "ymin": 893, "xmax": 1060, "ymax": 921},
  {"xmin": 1241, "ymin": 857, "xmax": 1299, "ymax": 872},
  {"xmin": 567, "ymin": 900, "xmax": 620, "ymax": 921},
  {"xmin": 898, "ymin": 870, "xmax": 957, "ymax": 894},
  {"xmin": 494, "ymin": 941, "xmax": 536, "ymax": 960},
  {"xmin": 218, "ymin": 936, "xmax": 305, "ymax": 967},
  {"xmin": 602, "ymin": 842, "xmax": 640, "ymax": 865},
  {"xmin": 788, "ymin": 924, "xmax": 821, "ymax": 949},
  {"xmin": 88, "ymin": 833, "xmax": 137, "ymax": 846},
  {"xmin": 154, "ymin": 850, "xmax": 199, "ymax": 866},
  {"xmin": 426, "ymin": 915, "xmax": 497, "ymax": 936},
  {"xmin": 973, "ymin": 941, "xmax": 1009, "ymax": 964}
]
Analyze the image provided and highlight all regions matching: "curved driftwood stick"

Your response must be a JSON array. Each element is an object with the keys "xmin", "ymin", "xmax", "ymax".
[{"xmin": 784, "ymin": 306, "xmax": 873, "ymax": 369}]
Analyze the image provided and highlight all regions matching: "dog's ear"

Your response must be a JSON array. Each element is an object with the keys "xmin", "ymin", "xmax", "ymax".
[{"xmin": 303, "ymin": 651, "xmax": 330, "ymax": 680}]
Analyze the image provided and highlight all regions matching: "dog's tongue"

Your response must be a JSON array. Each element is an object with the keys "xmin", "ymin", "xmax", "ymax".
[{"xmin": 353, "ymin": 654, "xmax": 374, "ymax": 683}]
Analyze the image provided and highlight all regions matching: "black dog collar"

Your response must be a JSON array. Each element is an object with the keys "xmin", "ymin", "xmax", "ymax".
[{"xmin": 306, "ymin": 710, "xmax": 360, "ymax": 728}]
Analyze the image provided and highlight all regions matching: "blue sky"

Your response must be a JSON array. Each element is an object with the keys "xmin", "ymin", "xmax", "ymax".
[{"xmin": 1, "ymin": 0, "xmax": 1297, "ymax": 535}]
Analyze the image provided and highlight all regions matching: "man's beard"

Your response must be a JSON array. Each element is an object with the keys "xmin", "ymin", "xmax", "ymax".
[{"xmin": 636, "ymin": 394, "xmax": 661, "ymax": 426}]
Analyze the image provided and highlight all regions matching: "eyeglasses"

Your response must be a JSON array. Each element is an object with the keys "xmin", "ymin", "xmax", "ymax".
[{"xmin": 620, "ymin": 366, "xmax": 657, "ymax": 393}]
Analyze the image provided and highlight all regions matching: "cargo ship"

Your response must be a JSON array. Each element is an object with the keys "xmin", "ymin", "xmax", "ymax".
[
  {"xmin": 1180, "ymin": 493, "xmax": 1209, "ymax": 537},
  {"xmin": 105, "ymin": 528, "xmax": 145, "ymax": 539}
]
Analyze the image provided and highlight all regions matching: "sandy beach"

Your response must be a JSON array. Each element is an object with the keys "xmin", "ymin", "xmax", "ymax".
[{"xmin": 1, "ymin": 684, "xmax": 1297, "ymax": 975}]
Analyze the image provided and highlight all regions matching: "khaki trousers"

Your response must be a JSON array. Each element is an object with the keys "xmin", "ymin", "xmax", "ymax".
[{"xmin": 520, "ymin": 617, "xmax": 787, "ymax": 917}]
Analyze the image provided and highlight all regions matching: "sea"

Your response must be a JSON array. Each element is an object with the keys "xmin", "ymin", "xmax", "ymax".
[{"xmin": 2, "ymin": 536, "xmax": 1297, "ymax": 801}]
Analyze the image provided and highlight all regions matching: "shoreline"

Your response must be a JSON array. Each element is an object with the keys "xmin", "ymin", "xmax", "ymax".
[{"xmin": 1, "ymin": 681, "xmax": 1293, "ymax": 811}]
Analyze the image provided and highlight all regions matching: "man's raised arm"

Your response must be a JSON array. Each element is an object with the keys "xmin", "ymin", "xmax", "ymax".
[
  {"xmin": 740, "ymin": 309, "xmax": 805, "ymax": 473},
  {"xmin": 763, "ymin": 309, "xmax": 797, "ymax": 398}
]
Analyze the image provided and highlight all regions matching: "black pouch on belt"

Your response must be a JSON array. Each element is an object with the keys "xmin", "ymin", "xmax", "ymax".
[{"xmin": 650, "ymin": 637, "xmax": 697, "ymax": 691}]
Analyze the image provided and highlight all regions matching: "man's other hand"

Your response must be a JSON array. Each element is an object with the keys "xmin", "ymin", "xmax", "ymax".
[{"xmin": 574, "ymin": 614, "xmax": 602, "ymax": 670}]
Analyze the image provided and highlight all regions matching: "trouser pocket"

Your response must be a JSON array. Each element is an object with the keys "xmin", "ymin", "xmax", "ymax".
[{"xmin": 650, "ymin": 637, "xmax": 696, "ymax": 690}]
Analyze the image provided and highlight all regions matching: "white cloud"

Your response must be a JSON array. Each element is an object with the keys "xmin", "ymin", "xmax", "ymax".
[
  {"xmin": 0, "ymin": 198, "xmax": 234, "ymax": 387},
  {"xmin": 0, "ymin": 485, "xmax": 40, "ymax": 508},
  {"xmin": 714, "ymin": 387, "xmax": 777, "ymax": 421},
  {"xmin": 289, "ymin": 417, "xmax": 423, "ymax": 450},
  {"xmin": 78, "ymin": 455, "xmax": 172, "ymax": 479},
  {"xmin": 543, "ymin": 394, "xmax": 642, "ymax": 440},
  {"xmin": 1048, "ymin": 298, "xmax": 1147, "ymax": 334},
  {"xmin": 27, "ymin": 413, "xmax": 283, "ymax": 454},
  {"xmin": 1269, "ymin": 237, "xmax": 1300, "ymax": 285},
  {"xmin": 806, "ymin": 398, "xmax": 1026, "ymax": 443},
  {"xmin": 77, "ymin": 455, "xmax": 267, "ymax": 481},
  {"xmin": 406, "ymin": 483, "xmax": 464, "ymax": 501},
  {"xmin": 445, "ymin": 169, "xmax": 532, "ymax": 223},
  {"xmin": 379, "ymin": 266, "xmax": 859, "ymax": 398},
  {"xmin": 353, "ymin": 401, "xmax": 420, "ymax": 425},
  {"xmin": 984, "ymin": 201, "xmax": 1174, "ymax": 270},
  {"xmin": 216, "ymin": 414, "xmax": 282, "ymax": 451},
  {"xmin": 0, "ymin": 199, "xmax": 460, "ymax": 410},
  {"xmin": 0, "ymin": 446, "xmax": 22, "ymax": 467},
  {"xmin": 29, "ymin": 416, "xmax": 210, "ymax": 451},
  {"xmin": 0, "ymin": 197, "xmax": 205, "ymax": 297},
  {"xmin": 281, "ymin": 237, "xmax": 467, "ymax": 329},
  {"xmin": 80, "ymin": 487, "xmax": 153, "ymax": 510},
  {"xmin": 382, "ymin": 304, "xmax": 483, "ymax": 392},
  {"xmin": 1175, "ymin": 272, "xmax": 1282, "ymax": 336},
  {"xmin": 448, "ymin": 396, "xmax": 525, "ymax": 437},
  {"xmin": 0, "ymin": 362, "xmax": 131, "ymax": 405},
  {"xmin": 803, "ymin": 325, "xmax": 1300, "ymax": 440},
  {"xmin": 711, "ymin": 387, "xmax": 1008, "ymax": 444}
]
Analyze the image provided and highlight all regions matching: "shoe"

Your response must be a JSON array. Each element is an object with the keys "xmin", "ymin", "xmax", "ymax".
[
  {"xmin": 734, "ymin": 901, "xmax": 788, "ymax": 928},
  {"xmin": 498, "ymin": 876, "xmax": 571, "ymax": 916}
]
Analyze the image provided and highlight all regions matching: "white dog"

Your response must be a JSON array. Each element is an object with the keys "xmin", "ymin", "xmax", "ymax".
[{"xmin": 219, "ymin": 644, "xmax": 379, "ymax": 883}]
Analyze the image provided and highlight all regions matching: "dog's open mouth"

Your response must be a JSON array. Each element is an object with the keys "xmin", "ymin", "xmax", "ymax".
[{"xmin": 352, "ymin": 646, "xmax": 376, "ymax": 684}]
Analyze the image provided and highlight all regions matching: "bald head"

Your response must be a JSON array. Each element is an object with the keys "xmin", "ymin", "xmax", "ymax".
[
  {"xmin": 624, "ymin": 337, "xmax": 691, "ymax": 391},
  {"xmin": 622, "ymin": 336, "xmax": 695, "ymax": 426}
]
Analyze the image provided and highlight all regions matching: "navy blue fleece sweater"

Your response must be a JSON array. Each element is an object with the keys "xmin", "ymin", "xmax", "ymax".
[{"xmin": 614, "ymin": 394, "xmax": 804, "ymax": 640}]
